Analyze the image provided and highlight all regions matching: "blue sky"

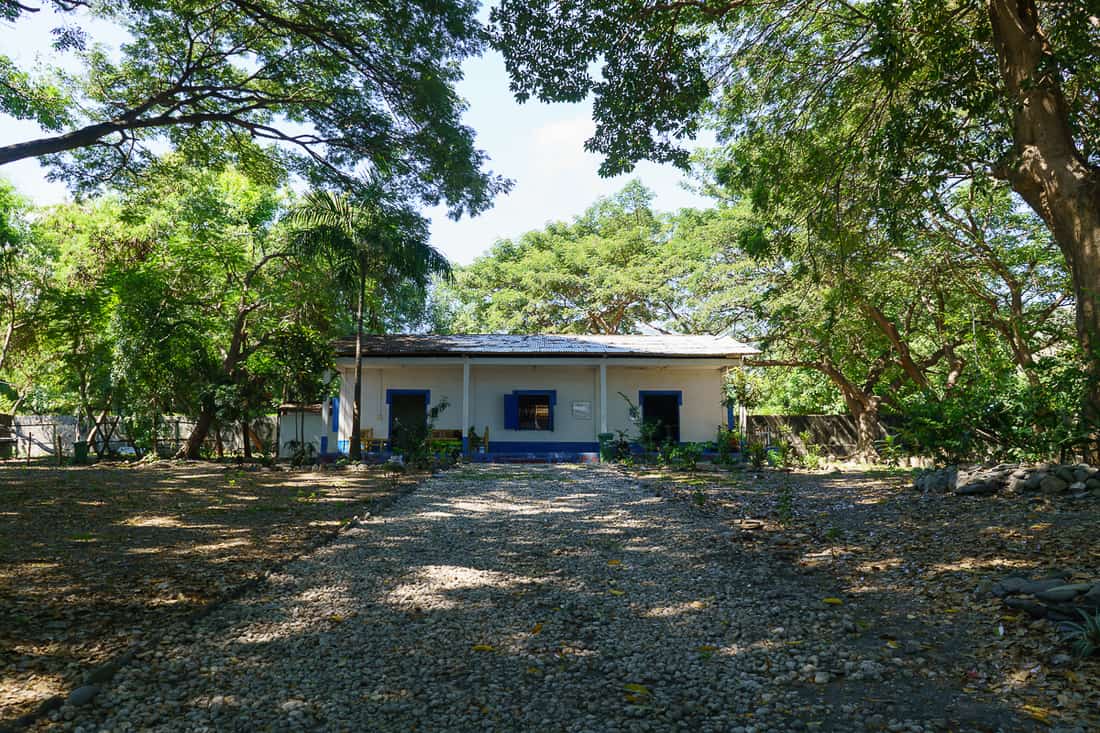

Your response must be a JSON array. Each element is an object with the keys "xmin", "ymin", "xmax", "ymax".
[{"xmin": 0, "ymin": 6, "xmax": 715, "ymax": 265}]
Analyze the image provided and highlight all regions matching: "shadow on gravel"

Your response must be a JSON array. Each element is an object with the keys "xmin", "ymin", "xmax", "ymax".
[
  {"xmin": 0, "ymin": 463, "xmax": 416, "ymax": 724},
  {"xmin": 136, "ymin": 464, "xmax": 1043, "ymax": 733}
]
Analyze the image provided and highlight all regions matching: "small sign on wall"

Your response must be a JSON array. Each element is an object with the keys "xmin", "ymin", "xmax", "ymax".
[{"xmin": 572, "ymin": 400, "xmax": 592, "ymax": 419}]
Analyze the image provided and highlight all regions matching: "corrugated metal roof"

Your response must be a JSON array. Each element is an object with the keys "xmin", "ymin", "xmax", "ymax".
[{"xmin": 334, "ymin": 334, "xmax": 758, "ymax": 358}]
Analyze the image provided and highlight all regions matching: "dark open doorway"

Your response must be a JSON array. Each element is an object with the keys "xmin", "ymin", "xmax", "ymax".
[
  {"xmin": 640, "ymin": 391, "xmax": 681, "ymax": 444},
  {"xmin": 388, "ymin": 391, "xmax": 428, "ymax": 442}
]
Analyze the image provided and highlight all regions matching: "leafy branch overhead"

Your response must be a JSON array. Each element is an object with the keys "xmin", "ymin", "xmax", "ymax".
[{"xmin": 0, "ymin": 0, "xmax": 509, "ymax": 213}]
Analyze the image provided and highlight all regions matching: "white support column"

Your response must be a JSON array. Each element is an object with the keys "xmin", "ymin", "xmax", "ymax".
[
  {"xmin": 599, "ymin": 360, "xmax": 608, "ymax": 435},
  {"xmin": 462, "ymin": 357, "xmax": 471, "ymax": 454}
]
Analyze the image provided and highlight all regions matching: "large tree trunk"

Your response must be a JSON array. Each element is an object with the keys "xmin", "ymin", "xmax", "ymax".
[
  {"xmin": 988, "ymin": 0, "xmax": 1100, "ymax": 460},
  {"xmin": 844, "ymin": 394, "xmax": 883, "ymax": 464},
  {"xmin": 349, "ymin": 269, "xmax": 366, "ymax": 462},
  {"xmin": 241, "ymin": 419, "xmax": 252, "ymax": 459},
  {"xmin": 181, "ymin": 403, "xmax": 216, "ymax": 459}
]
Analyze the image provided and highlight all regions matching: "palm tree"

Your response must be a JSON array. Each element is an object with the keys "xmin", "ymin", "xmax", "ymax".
[{"xmin": 287, "ymin": 188, "xmax": 451, "ymax": 461}]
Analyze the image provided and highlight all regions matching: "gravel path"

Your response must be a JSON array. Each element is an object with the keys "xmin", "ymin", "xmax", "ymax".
[{"xmin": 45, "ymin": 465, "xmax": 1033, "ymax": 733}]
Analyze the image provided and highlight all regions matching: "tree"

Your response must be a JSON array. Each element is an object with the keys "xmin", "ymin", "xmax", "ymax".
[
  {"xmin": 491, "ymin": 0, "xmax": 1100, "ymax": 456},
  {"xmin": 0, "ymin": 180, "xmax": 54, "ymax": 412},
  {"xmin": 445, "ymin": 181, "xmax": 709, "ymax": 334},
  {"xmin": 287, "ymin": 187, "xmax": 450, "ymax": 461},
  {"xmin": 1, "ymin": 0, "xmax": 507, "ymax": 215}
]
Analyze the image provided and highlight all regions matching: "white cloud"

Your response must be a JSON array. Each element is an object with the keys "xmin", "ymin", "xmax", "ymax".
[{"xmin": 530, "ymin": 116, "xmax": 600, "ymax": 173}]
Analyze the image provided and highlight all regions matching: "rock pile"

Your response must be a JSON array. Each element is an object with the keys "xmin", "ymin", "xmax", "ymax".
[
  {"xmin": 913, "ymin": 462, "xmax": 1100, "ymax": 497},
  {"xmin": 990, "ymin": 572, "xmax": 1100, "ymax": 623}
]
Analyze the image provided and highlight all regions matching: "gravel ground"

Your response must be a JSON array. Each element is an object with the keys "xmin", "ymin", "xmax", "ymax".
[{"xmin": 40, "ymin": 464, "xmax": 1036, "ymax": 732}]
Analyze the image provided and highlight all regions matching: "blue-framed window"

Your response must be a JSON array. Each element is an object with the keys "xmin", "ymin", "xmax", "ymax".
[{"xmin": 504, "ymin": 390, "xmax": 556, "ymax": 431}]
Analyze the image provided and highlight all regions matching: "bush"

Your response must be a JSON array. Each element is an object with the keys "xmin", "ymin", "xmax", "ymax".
[
  {"xmin": 798, "ymin": 430, "xmax": 823, "ymax": 470},
  {"xmin": 769, "ymin": 438, "xmax": 792, "ymax": 468},
  {"xmin": 715, "ymin": 426, "xmax": 739, "ymax": 464},
  {"xmin": 610, "ymin": 429, "xmax": 633, "ymax": 461},
  {"xmin": 746, "ymin": 441, "xmax": 767, "ymax": 468},
  {"xmin": 896, "ymin": 355, "xmax": 1089, "ymax": 463},
  {"xmin": 670, "ymin": 442, "xmax": 704, "ymax": 471},
  {"xmin": 1064, "ymin": 609, "xmax": 1100, "ymax": 659}
]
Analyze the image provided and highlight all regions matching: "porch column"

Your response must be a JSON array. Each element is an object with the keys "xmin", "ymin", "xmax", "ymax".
[
  {"xmin": 462, "ymin": 356, "xmax": 470, "ymax": 454},
  {"xmin": 599, "ymin": 360, "xmax": 607, "ymax": 435}
]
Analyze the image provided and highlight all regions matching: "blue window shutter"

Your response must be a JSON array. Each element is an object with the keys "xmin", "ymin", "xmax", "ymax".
[
  {"xmin": 503, "ymin": 393, "xmax": 518, "ymax": 430},
  {"xmin": 331, "ymin": 397, "xmax": 339, "ymax": 432}
]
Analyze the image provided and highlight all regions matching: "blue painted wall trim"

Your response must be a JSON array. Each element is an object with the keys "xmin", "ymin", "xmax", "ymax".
[
  {"xmin": 726, "ymin": 405, "xmax": 735, "ymax": 429},
  {"xmin": 385, "ymin": 389, "xmax": 430, "ymax": 404},
  {"xmin": 330, "ymin": 396, "xmax": 339, "ymax": 432},
  {"xmin": 319, "ymin": 436, "xmax": 328, "ymax": 455},
  {"xmin": 639, "ymin": 389, "xmax": 683, "ymax": 406}
]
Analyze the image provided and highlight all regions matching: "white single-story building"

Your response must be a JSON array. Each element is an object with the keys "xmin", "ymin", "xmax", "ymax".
[{"xmin": 318, "ymin": 334, "xmax": 757, "ymax": 461}]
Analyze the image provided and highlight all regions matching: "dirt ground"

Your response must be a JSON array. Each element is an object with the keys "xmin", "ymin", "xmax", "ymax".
[
  {"xmin": 626, "ymin": 465, "xmax": 1100, "ymax": 731},
  {"xmin": 0, "ymin": 461, "xmax": 418, "ymax": 724}
]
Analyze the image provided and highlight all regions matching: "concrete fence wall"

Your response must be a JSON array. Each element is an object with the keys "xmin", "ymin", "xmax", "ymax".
[{"xmin": 2, "ymin": 415, "xmax": 278, "ymax": 459}]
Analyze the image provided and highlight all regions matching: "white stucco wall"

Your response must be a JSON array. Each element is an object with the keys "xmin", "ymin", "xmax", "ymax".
[
  {"xmin": 468, "ymin": 364, "xmax": 598, "ymax": 444},
  {"xmin": 277, "ymin": 411, "xmax": 324, "ymax": 457},
  {"xmin": 605, "ymin": 365, "xmax": 727, "ymax": 443},
  {"xmin": 335, "ymin": 360, "xmax": 731, "ymax": 447},
  {"xmin": 338, "ymin": 365, "xmax": 464, "ymax": 440}
]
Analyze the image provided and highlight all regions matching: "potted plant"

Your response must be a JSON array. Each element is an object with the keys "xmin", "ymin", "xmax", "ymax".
[{"xmin": 468, "ymin": 425, "xmax": 484, "ymax": 454}]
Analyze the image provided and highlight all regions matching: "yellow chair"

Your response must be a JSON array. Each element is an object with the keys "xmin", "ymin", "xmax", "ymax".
[{"xmin": 359, "ymin": 428, "xmax": 385, "ymax": 452}]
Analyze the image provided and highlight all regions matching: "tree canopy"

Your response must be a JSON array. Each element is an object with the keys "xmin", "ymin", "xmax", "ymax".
[
  {"xmin": 446, "ymin": 180, "xmax": 1081, "ymax": 460},
  {"xmin": 492, "ymin": 0, "xmax": 1100, "ymax": 456},
  {"xmin": 1, "ymin": 0, "xmax": 508, "ymax": 215}
]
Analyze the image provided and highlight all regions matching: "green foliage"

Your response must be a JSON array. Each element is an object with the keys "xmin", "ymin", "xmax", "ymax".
[
  {"xmin": 723, "ymin": 369, "xmax": 760, "ymax": 412},
  {"xmin": 769, "ymin": 439, "xmax": 792, "ymax": 469},
  {"xmin": 746, "ymin": 441, "xmax": 767, "ymax": 469},
  {"xmin": 797, "ymin": 431, "xmax": 823, "ymax": 471},
  {"xmin": 1063, "ymin": 609, "xmax": 1100, "ymax": 659},
  {"xmin": 609, "ymin": 429, "xmax": 633, "ymax": 462},
  {"xmin": 490, "ymin": 0, "xmax": 1099, "ymax": 458},
  {"xmin": 753, "ymin": 368, "xmax": 845, "ymax": 416},
  {"xmin": 897, "ymin": 355, "xmax": 1089, "ymax": 463},
  {"xmin": 670, "ymin": 443, "xmax": 703, "ymax": 472},
  {"xmin": 875, "ymin": 434, "xmax": 905, "ymax": 467},
  {"xmin": 491, "ymin": 2, "xmax": 1098, "ymax": 220},
  {"xmin": 715, "ymin": 426, "xmax": 738, "ymax": 464},
  {"xmin": 2, "ymin": 0, "xmax": 507, "ymax": 215},
  {"xmin": 445, "ymin": 182, "xmax": 675, "ymax": 333},
  {"xmin": 775, "ymin": 483, "xmax": 795, "ymax": 526}
]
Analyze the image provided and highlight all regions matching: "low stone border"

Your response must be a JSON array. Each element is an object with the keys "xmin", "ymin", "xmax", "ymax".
[
  {"xmin": 0, "ymin": 474, "xmax": 423, "ymax": 732},
  {"xmin": 915, "ymin": 462, "xmax": 1099, "ymax": 496}
]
